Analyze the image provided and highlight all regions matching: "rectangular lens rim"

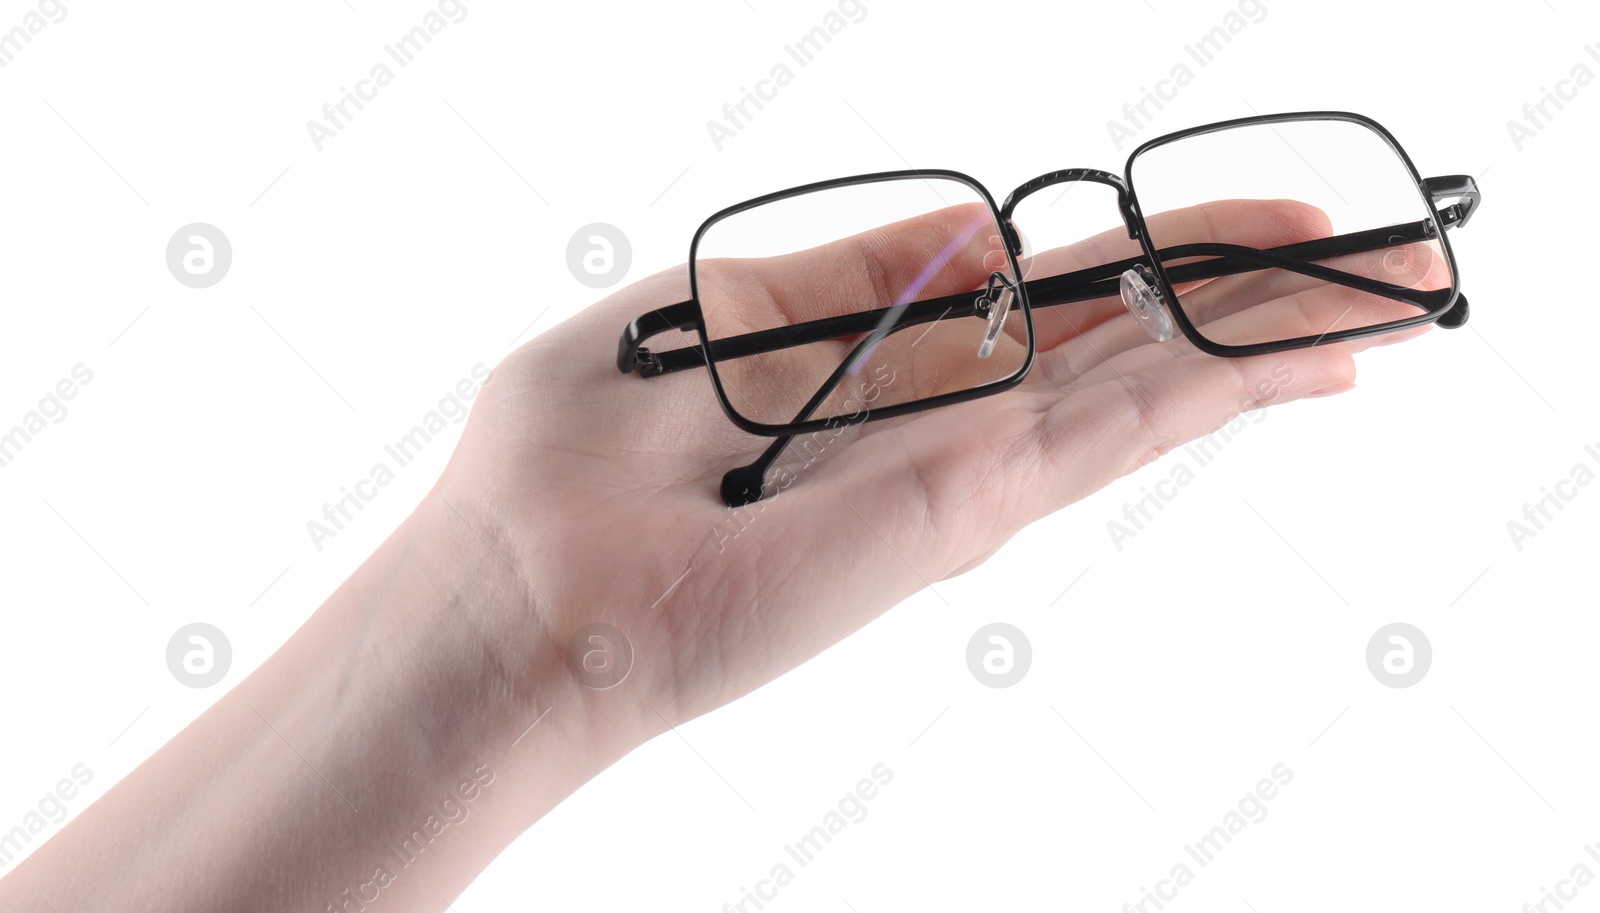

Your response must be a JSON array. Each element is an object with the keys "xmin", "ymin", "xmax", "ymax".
[
  {"xmin": 1122, "ymin": 110, "xmax": 1464, "ymax": 357},
  {"xmin": 687, "ymin": 169, "xmax": 1037, "ymax": 437}
]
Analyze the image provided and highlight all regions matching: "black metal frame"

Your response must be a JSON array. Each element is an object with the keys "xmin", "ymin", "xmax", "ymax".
[{"xmin": 616, "ymin": 111, "xmax": 1481, "ymax": 506}]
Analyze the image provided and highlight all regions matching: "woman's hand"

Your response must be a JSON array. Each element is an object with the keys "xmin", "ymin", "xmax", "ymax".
[
  {"xmin": 0, "ymin": 200, "xmax": 1418, "ymax": 913},
  {"xmin": 436, "ymin": 199, "xmax": 1411, "ymax": 754}
]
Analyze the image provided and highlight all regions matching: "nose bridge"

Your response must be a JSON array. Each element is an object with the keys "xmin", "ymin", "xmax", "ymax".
[{"xmin": 1000, "ymin": 168, "xmax": 1140, "ymax": 250}]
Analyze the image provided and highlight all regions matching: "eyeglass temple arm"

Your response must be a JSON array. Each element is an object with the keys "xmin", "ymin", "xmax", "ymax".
[
  {"xmin": 620, "ymin": 213, "xmax": 1462, "ymax": 378},
  {"xmin": 720, "ymin": 323, "xmax": 910, "ymax": 507},
  {"xmin": 617, "ymin": 300, "xmax": 702, "ymax": 375},
  {"xmin": 1422, "ymin": 174, "xmax": 1481, "ymax": 230},
  {"xmin": 612, "ymin": 291, "xmax": 910, "ymax": 505}
]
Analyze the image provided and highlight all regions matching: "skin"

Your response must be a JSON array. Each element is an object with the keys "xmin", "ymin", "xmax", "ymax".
[{"xmin": 0, "ymin": 199, "xmax": 1437, "ymax": 912}]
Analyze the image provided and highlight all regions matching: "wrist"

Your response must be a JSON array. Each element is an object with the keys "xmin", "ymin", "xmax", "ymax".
[
  {"xmin": 392, "ymin": 489, "xmax": 651, "ymax": 820},
  {"xmin": 0, "ymin": 488, "xmax": 641, "ymax": 913}
]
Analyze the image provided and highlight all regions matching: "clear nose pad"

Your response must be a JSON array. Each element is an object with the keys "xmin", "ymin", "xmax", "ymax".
[
  {"xmin": 1119, "ymin": 265, "xmax": 1174, "ymax": 342},
  {"xmin": 977, "ymin": 270, "xmax": 1019, "ymax": 359}
]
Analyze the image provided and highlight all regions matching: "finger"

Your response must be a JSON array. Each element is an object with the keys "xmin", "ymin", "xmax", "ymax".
[
  {"xmin": 1170, "ymin": 235, "xmax": 1452, "ymax": 331},
  {"xmin": 1019, "ymin": 199, "xmax": 1332, "ymax": 352},
  {"xmin": 814, "ymin": 338, "xmax": 1356, "ymax": 575},
  {"xmin": 705, "ymin": 202, "xmax": 1023, "ymax": 430},
  {"xmin": 1064, "ymin": 275, "xmax": 1436, "ymax": 391},
  {"xmin": 698, "ymin": 202, "xmax": 1000, "ymax": 334},
  {"xmin": 1009, "ymin": 216, "xmax": 1147, "ymax": 348},
  {"xmin": 1035, "ymin": 202, "xmax": 1446, "ymax": 386},
  {"xmin": 1184, "ymin": 280, "xmax": 1431, "ymax": 349},
  {"xmin": 1066, "ymin": 320, "xmax": 1424, "ymax": 392},
  {"xmin": 1011, "ymin": 343, "xmax": 1357, "ymax": 531}
]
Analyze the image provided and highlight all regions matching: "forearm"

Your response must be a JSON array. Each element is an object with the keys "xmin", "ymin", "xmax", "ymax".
[{"xmin": 0, "ymin": 495, "xmax": 628, "ymax": 913}]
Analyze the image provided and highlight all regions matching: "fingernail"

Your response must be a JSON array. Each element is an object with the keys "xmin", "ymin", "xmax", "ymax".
[
  {"xmin": 982, "ymin": 238, "xmax": 1009, "ymax": 274},
  {"xmin": 1307, "ymin": 379, "xmax": 1356, "ymax": 398}
]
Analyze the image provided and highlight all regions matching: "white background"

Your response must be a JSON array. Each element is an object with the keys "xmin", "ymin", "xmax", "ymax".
[{"xmin": 0, "ymin": 1, "xmax": 1594, "ymax": 910}]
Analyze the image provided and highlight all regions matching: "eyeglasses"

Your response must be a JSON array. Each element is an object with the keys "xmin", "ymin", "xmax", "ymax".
[{"xmin": 617, "ymin": 111, "xmax": 1481, "ymax": 507}]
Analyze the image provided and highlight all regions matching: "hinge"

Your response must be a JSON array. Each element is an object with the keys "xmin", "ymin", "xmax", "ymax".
[{"xmin": 634, "ymin": 347, "xmax": 664, "ymax": 377}]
